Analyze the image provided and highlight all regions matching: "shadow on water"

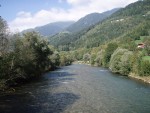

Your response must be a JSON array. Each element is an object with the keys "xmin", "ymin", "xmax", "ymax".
[
  {"xmin": 0, "ymin": 92, "xmax": 79, "ymax": 113},
  {"xmin": 0, "ymin": 68, "xmax": 79, "ymax": 113}
]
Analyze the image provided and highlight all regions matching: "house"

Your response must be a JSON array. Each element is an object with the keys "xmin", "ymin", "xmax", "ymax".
[{"xmin": 137, "ymin": 43, "xmax": 145, "ymax": 48}]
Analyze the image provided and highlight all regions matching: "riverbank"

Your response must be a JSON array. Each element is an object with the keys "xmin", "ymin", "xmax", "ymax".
[
  {"xmin": 129, "ymin": 73, "xmax": 150, "ymax": 84},
  {"xmin": 74, "ymin": 61, "xmax": 150, "ymax": 84},
  {"xmin": 73, "ymin": 61, "xmax": 91, "ymax": 65}
]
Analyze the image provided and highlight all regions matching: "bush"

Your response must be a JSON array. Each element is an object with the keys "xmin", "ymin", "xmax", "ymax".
[
  {"xmin": 83, "ymin": 53, "xmax": 91, "ymax": 63},
  {"xmin": 103, "ymin": 43, "xmax": 118, "ymax": 67},
  {"xmin": 109, "ymin": 48, "xmax": 133, "ymax": 75},
  {"xmin": 95, "ymin": 50, "xmax": 104, "ymax": 66},
  {"xmin": 59, "ymin": 52, "xmax": 73, "ymax": 66},
  {"xmin": 140, "ymin": 60, "xmax": 150, "ymax": 76},
  {"xmin": 90, "ymin": 54, "xmax": 96, "ymax": 65}
]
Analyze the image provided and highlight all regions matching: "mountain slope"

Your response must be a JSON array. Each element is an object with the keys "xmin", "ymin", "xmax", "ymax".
[
  {"xmin": 49, "ymin": 0, "xmax": 150, "ymax": 51},
  {"xmin": 22, "ymin": 21, "xmax": 75, "ymax": 36},
  {"xmin": 48, "ymin": 8, "xmax": 120, "ymax": 50},
  {"xmin": 72, "ymin": 0, "xmax": 150, "ymax": 49},
  {"xmin": 66, "ymin": 8, "xmax": 120, "ymax": 33}
]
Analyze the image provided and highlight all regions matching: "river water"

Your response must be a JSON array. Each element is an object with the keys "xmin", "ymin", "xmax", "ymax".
[{"xmin": 0, "ymin": 64, "xmax": 150, "ymax": 113}]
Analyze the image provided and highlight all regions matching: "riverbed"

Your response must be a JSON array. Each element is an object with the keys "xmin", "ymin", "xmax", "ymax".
[{"xmin": 0, "ymin": 64, "xmax": 150, "ymax": 113}]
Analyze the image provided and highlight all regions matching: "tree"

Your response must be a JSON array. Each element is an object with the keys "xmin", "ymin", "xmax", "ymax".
[
  {"xmin": 83, "ymin": 53, "xmax": 91, "ymax": 63},
  {"xmin": 90, "ymin": 54, "xmax": 96, "ymax": 65},
  {"xmin": 109, "ymin": 48, "xmax": 133, "ymax": 75},
  {"xmin": 0, "ymin": 17, "xmax": 9, "ymax": 56},
  {"xmin": 50, "ymin": 51, "xmax": 60, "ymax": 69},
  {"xmin": 140, "ymin": 60, "xmax": 150, "ymax": 76},
  {"xmin": 103, "ymin": 43, "xmax": 118, "ymax": 67}
]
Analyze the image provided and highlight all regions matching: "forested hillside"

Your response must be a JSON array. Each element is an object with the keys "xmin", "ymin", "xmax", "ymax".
[
  {"xmin": 71, "ymin": 0, "xmax": 150, "ymax": 49},
  {"xmin": 66, "ymin": 8, "xmax": 119, "ymax": 33},
  {"xmin": 49, "ymin": 0, "xmax": 150, "ymax": 51},
  {"xmin": 49, "ymin": 0, "xmax": 150, "ymax": 79},
  {"xmin": 48, "ymin": 8, "xmax": 120, "ymax": 51}
]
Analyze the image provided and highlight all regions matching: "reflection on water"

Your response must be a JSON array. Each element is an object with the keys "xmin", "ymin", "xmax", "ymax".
[{"xmin": 0, "ymin": 64, "xmax": 150, "ymax": 113}]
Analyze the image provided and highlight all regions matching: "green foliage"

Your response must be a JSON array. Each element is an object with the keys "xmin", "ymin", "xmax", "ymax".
[
  {"xmin": 90, "ymin": 54, "xmax": 96, "ymax": 65},
  {"xmin": 127, "ymin": 20, "xmax": 150, "ymax": 40},
  {"xmin": 94, "ymin": 50, "xmax": 104, "ymax": 66},
  {"xmin": 143, "ymin": 36, "xmax": 150, "ymax": 55},
  {"xmin": 0, "ymin": 17, "xmax": 9, "ymax": 56},
  {"xmin": 142, "ymin": 56, "xmax": 150, "ymax": 61},
  {"xmin": 49, "ymin": 51, "xmax": 60, "ymax": 69},
  {"xmin": 109, "ymin": 48, "xmax": 133, "ymax": 75},
  {"xmin": 140, "ymin": 60, "xmax": 150, "ymax": 76},
  {"xmin": 83, "ymin": 53, "xmax": 91, "ymax": 63},
  {"xmin": 59, "ymin": 52, "xmax": 73, "ymax": 66},
  {"xmin": 0, "ymin": 28, "xmax": 69, "ymax": 89},
  {"xmin": 103, "ymin": 43, "xmax": 118, "ymax": 67},
  {"xmin": 112, "ymin": 0, "xmax": 150, "ymax": 17}
]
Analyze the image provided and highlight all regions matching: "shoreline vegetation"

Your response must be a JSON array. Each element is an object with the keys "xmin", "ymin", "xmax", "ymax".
[
  {"xmin": 74, "ymin": 61, "xmax": 150, "ymax": 84},
  {"xmin": 0, "ymin": 17, "xmax": 73, "ymax": 91}
]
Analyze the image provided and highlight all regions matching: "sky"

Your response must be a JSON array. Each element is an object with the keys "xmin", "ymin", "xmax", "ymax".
[{"xmin": 0, "ymin": 0, "xmax": 138, "ymax": 32}]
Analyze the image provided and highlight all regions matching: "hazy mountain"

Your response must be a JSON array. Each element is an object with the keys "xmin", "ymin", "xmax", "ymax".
[
  {"xmin": 66, "ymin": 8, "xmax": 120, "ymax": 33},
  {"xmin": 48, "ymin": 8, "xmax": 120, "ymax": 49},
  {"xmin": 22, "ymin": 21, "xmax": 75, "ymax": 36},
  {"xmin": 49, "ymin": 0, "xmax": 150, "ymax": 51},
  {"xmin": 70, "ymin": 0, "xmax": 150, "ymax": 49}
]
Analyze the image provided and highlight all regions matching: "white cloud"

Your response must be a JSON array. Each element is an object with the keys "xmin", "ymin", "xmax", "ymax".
[
  {"xmin": 9, "ymin": 0, "xmax": 138, "ymax": 32},
  {"xmin": 66, "ymin": 0, "xmax": 91, "ymax": 6}
]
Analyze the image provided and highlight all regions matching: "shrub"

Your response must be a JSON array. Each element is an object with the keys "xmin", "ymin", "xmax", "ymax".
[
  {"xmin": 95, "ymin": 50, "xmax": 104, "ymax": 66},
  {"xmin": 90, "ymin": 54, "xmax": 96, "ymax": 65},
  {"xmin": 140, "ymin": 60, "xmax": 150, "ymax": 76},
  {"xmin": 109, "ymin": 48, "xmax": 133, "ymax": 75},
  {"xmin": 103, "ymin": 43, "xmax": 118, "ymax": 67},
  {"xmin": 83, "ymin": 53, "xmax": 91, "ymax": 63}
]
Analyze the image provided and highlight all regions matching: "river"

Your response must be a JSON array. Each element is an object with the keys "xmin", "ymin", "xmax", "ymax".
[{"xmin": 0, "ymin": 64, "xmax": 150, "ymax": 113}]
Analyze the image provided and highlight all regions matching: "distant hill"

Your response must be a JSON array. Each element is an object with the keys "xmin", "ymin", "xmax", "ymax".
[
  {"xmin": 72, "ymin": 0, "xmax": 150, "ymax": 49},
  {"xmin": 49, "ymin": 0, "xmax": 150, "ymax": 51},
  {"xmin": 48, "ymin": 8, "xmax": 120, "ymax": 49},
  {"xmin": 66, "ymin": 8, "xmax": 120, "ymax": 33},
  {"xmin": 22, "ymin": 21, "xmax": 75, "ymax": 36}
]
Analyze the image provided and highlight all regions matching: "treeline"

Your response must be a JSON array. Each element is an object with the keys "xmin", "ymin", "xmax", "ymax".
[
  {"xmin": 66, "ymin": 18, "xmax": 150, "ymax": 76},
  {"xmin": 78, "ymin": 34, "xmax": 150, "ymax": 76},
  {"xmin": 0, "ymin": 17, "xmax": 73, "ymax": 90}
]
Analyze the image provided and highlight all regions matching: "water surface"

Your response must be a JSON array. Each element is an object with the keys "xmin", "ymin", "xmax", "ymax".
[{"xmin": 0, "ymin": 64, "xmax": 150, "ymax": 113}]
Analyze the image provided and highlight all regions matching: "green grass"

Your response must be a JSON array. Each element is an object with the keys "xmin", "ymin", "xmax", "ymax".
[
  {"xmin": 147, "ymin": 11, "xmax": 150, "ymax": 15},
  {"xmin": 140, "ymin": 36, "xmax": 149, "ymax": 41},
  {"xmin": 143, "ymin": 56, "xmax": 150, "ymax": 62},
  {"xmin": 135, "ymin": 40, "xmax": 142, "ymax": 44},
  {"xmin": 135, "ymin": 36, "xmax": 149, "ymax": 44}
]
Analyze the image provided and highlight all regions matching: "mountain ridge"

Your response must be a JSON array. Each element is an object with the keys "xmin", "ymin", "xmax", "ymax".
[
  {"xmin": 49, "ymin": 0, "xmax": 150, "ymax": 50},
  {"xmin": 66, "ymin": 8, "xmax": 120, "ymax": 33},
  {"xmin": 22, "ymin": 21, "xmax": 75, "ymax": 36}
]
